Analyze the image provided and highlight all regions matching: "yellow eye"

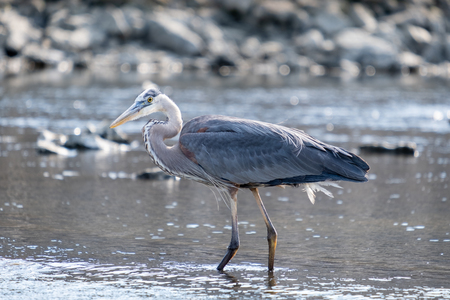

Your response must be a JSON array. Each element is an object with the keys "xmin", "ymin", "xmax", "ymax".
[{"xmin": 147, "ymin": 97, "xmax": 153, "ymax": 103}]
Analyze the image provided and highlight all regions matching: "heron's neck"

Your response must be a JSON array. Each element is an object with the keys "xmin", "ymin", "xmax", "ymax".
[{"xmin": 142, "ymin": 98, "xmax": 184, "ymax": 175}]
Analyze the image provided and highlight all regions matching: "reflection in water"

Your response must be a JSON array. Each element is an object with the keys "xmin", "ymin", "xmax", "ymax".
[{"xmin": 0, "ymin": 73, "xmax": 449, "ymax": 298}]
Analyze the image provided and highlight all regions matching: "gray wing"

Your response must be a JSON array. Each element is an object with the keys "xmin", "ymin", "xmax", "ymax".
[{"xmin": 179, "ymin": 115, "xmax": 369, "ymax": 186}]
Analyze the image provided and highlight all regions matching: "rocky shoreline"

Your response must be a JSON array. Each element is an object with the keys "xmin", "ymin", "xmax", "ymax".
[{"xmin": 1, "ymin": 0, "xmax": 450, "ymax": 79}]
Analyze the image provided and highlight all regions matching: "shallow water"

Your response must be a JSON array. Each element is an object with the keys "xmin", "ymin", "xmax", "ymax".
[{"xmin": 1, "ymin": 71, "xmax": 449, "ymax": 299}]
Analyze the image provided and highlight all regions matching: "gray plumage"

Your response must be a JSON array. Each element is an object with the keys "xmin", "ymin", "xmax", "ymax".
[
  {"xmin": 110, "ymin": 88, "xmax": 370, "ymax": 271},
  {"xmin": 179, "ymin": 115, "xmax": 368, "ymax": 187}
]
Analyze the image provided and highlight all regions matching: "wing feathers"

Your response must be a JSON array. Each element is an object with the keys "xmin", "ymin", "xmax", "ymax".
[{"xmin": 179, "ymin": 115, "xmax": 369, "ymax": 187}]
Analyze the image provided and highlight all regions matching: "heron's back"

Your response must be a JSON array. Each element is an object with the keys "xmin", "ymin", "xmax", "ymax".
[{"xmin": 179, "ymin": 115, "xmax": 369, "ymax": 187}]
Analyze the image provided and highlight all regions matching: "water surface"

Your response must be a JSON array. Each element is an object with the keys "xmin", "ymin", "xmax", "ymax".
[{"xmin": 1, "ymin": 71, "xmax": 449, "ymax": 298}]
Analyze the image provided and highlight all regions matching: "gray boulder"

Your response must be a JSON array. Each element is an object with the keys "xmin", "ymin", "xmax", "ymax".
[
  {"xmin": 21, "ymin": 43, "xmax": 66, "ymax": 65},
  {"xmin": 349, "ymin": 3, "xmax": 377, "ymax": 32},
  {"xmin": 398, "ymin": 51, "xmax": 424, "ymax": 69},
  {"xmin": 445, "ymin": 35, "xmax": 450, "ymax": 61},
  {"xmin": 403, "ymin": 24, "xmax": 432, "ymax": 54},
  {"xmin": 147, "ymin": 12, "xmax": 204, "ymax": 56},
  {"xmin": 190, "ymin": 17, "xmax": 239, "ymax": 60},
  {"xmin": 252, "ymin": 1, "xmax": 310, "ymax": 30},
  {"xmin": 313, "ymin": 11, "xmax": 350, "ymax": 35},
  {"xmin": 383, "ymin": 6, "xmax": 428, "ymax": 28},
  {"xmin": 0, "ymin": 8, "xmax": 42, "ymax": 53},
  {"xmin": 240, "ymin": 36, "xmax": 261, "ymax": 59},
  {"xmin": 215, "ymin": 0, "xmax": 254, "ymax": 14},
  {"xmin": 46, "ymin": 10, "xmax": 107, "ymax": 51},
  {"xmin": 422, "ymin": 34, "xmax": 444, "ymax": 63},
  {"xmin": 93, "ymin": 6, "xmax": 146, "ymax": 39},
  {"xmin": 0, "ymin": 25, "xmax": 7, "ymax": 49},
  {"xmin": 47, "ymin": 26, "xmax": 106, "ymax": 51},
  {"xmin": 335, "ymin": 28, "xmax": 398, "ymax": 69},
  {"xmin": 295, "ymin": 29, "xmax": 324, "ymax": 53}
]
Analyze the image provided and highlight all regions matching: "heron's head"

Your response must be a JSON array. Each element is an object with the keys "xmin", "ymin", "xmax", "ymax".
[{"xmin": 110, "ymin": 88, "xmax": 165, "ymax": 128}]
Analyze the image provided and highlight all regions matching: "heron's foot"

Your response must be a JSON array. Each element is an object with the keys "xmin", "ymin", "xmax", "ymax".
[
  {"xmin": 217, "ymin": 246, "xmax": 239, "ymax": 271},
  {"xmin": 267, "ymin": 228, "xmax": 277, "ymax": 271}
]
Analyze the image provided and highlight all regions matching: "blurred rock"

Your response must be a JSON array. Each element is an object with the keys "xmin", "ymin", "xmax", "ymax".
[
  {"xmin": 335, "ymin": 28, "xmax": 398, "ymax": 69},
  {"xmin": 136, "ymin": 168, "xmax": 176, "ymax": 180},
  {"xmin": 295, "ymin": 29, "xmax": 324, "ymax": 53},
  {"xmin": 215, "ymin": 0, "xmax": 254, "ymax": 15},
  {"xmin": 1, "ymin": 0, "xmax": 450, "ymax": 77},
  {"xmin": 403, "ymin": 24, "xmax": 432, "ymax": 53},
  {"xmin": 0, "ymin": 24, "xmax": 7, "ymax": 49},
  {"xmin": 47, "ymin": 26, "xmax": 106, "ymax": 52},
  {"xmin": 252, "ymin": 1, "xmax": 310, "ymax": 31},
  {"xmin": 313, "ymin": 11, "xmax": 350, "ymax": 35},
  {"xmin": 147, "ymin": 11, "xmax": 204, "ymax": 56},
  {"xmin": 240, "ymin": 36, "xmax": 261, "ymax": 59},
  {"xmin": 445, "ymin": 35, "xmax": 450, "ymax": 61},
  {"xmin": 360, "ymin": 142, "xmax": 418, "ymax": 156},
  {"xmin": 36, "ymin": 122, "xmax": 133, "ymax": 155},
  {"xmin": 422, "ymin": 34, "xmax": 444, "ymax": 63},
  {"xmin": 383, "ymin": 6, "xmax": 428, "ymax": 28},
  {"xmin": 87, "ymin": 120, "xmax": 129, "ymax": 144},
  {"xmin": 0, "ymin": 8, "xmax": 43, "ymax": 54},
  {"xmin": 21, "ymin": 43, "xmax": 65, "ymax": 66},
  {"xmin": 349, "ymin": 3, "xmax": 377, "ymax": 32},
  {"xmin": 37, "ymin": 130, "xmax": 77, "ymax": 156},
  {"xmin": 190, "ymin": 16, "xmax": 239, "ymax": 65},
  {"xmin": 398, "ymin": 51, "xmax": 424, "ymax": 69}
]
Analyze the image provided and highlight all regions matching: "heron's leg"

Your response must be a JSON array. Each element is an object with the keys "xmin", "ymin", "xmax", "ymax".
[
  {"xmin": 217, "ymin": 187, "xmax": 240, "ymax": 271},
  {"xmin": 250, "ymin": 188, "xmax": 277, "ymax": 271}
]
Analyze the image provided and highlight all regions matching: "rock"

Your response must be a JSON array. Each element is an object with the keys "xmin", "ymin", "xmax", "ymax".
[
  {"xmin": 47, "ymin": 25, "xmax": 106, "ymax": 52},
  {"xmin": 21, "ymin": 43, "xmax": 65, "ymax": 66},
  {"xmin": 215, "ymin": 0, "xmax": 254, "ymax": 15},
  {"xmin": 87, "ymin": 120, "xmax": 129, "ymax": 144},
  {"xmin": 0, "ymin": 24, "xmax": 7, "ymax": 49},
  {"xmin": 0, "ymin": 8, "xmax": 43, "ymax": 54},
  {"xmin": 313, "ymin": 11, "xmax": 350, "ymax": 35},
  {"xmin": 340, "ymin": 59, "xmax": 361, "ymax": 77},
  {"xmin": 398, "ymin": 51, "xmax": 424, "ymax": 69},
  {"xmin": 422, "ymin": 34, "xmax": 444, "ymax": 63},
  {"xmin": 349, "ymin": 3, "xmax": 378, "ymax": 32},
  {"xmin": 46, "ymin": 10, "xmax": 107, "ymax": 52},
  {"xmin": 374, "ymin": 22, "xmax": 404, "ymax": 50},
  {"xmin": 190, "ymin": 16, "xmax": 239, "ymax": 61},
  {"xmin": 240, "ymin": 36, "xmax": 261, "ymax": 58},
  {"xmin": 426, "ymin": 6, "xmax": 446, "ymax": 34},
  {"xmin": 445, "ymin": 35, "xmax": 450, "ymax": 61},
  {"xmin": 136, "ymin": 168, "xmax": 176, "ymax": 180},
  {"xmin": 37, "ymin": 130, "xmax": 77, "ymax": 157},
  {"xmin": 335, "ymin": 28, "xmax": 398, "ymax": 69},
  {"xmin": 383, "ymin": 6, "xmax": 428, "ymax": 28},
  {"xmin": 252, "ymin": 1, "xmax": 309, "ymax": 30},
  {"xmin": 147, "ymin": 12, "xmax": 204, "ymax": 56},
  {"xmin": 403, "ymin": 25, "xmax": 432, "ymax": 53},
  {"xmin": 360, "ymin": 142, "xmax": 418, "ymax": 156},
  {"xmin": 93, "ymin": 6, "xmax": 146, "ymax": 39},
  {"xmin": 36, "ymin": 123, "xmax": 133, "ymax": 156},
  {"xmin": 294, "ymin": 29, "xmax": 324, "ymax": 53}
]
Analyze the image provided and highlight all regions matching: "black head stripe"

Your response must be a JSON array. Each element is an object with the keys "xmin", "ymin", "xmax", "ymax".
[{"xmin": 143, "ymin": 88, "xmax": 162, "ymax": 99}]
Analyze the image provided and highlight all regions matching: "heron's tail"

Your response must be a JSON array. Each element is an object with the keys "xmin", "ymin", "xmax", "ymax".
[{"xmin": 303, "ymin": 182, "xmax": 342, "ymax": 204}]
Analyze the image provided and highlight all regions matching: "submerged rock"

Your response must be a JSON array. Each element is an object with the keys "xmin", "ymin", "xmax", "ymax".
[
  {"xmin": 136, "ymin": 168, "xmax": 177, "ymax": 180},
  {"xmin": 37, "ymin": 130, "xmax": 77, "ymax": 156},
  {"xmin": 360, "ymin": 142, "xmax": 418, "ymax": 156},
  {"xmin": 36, "ymin": 121, "xmax": 134, "ymax": 155}
]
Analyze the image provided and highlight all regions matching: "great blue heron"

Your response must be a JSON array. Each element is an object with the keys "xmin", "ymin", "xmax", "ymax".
[{"xmin": 110, "ymin": 88, "xmax": 369, "ymax": 271}]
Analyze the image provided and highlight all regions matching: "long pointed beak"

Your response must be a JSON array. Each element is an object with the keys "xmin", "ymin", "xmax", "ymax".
[{"xmin": 110, "ymin": 102, "xmax": 141, "ymax": 128}]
